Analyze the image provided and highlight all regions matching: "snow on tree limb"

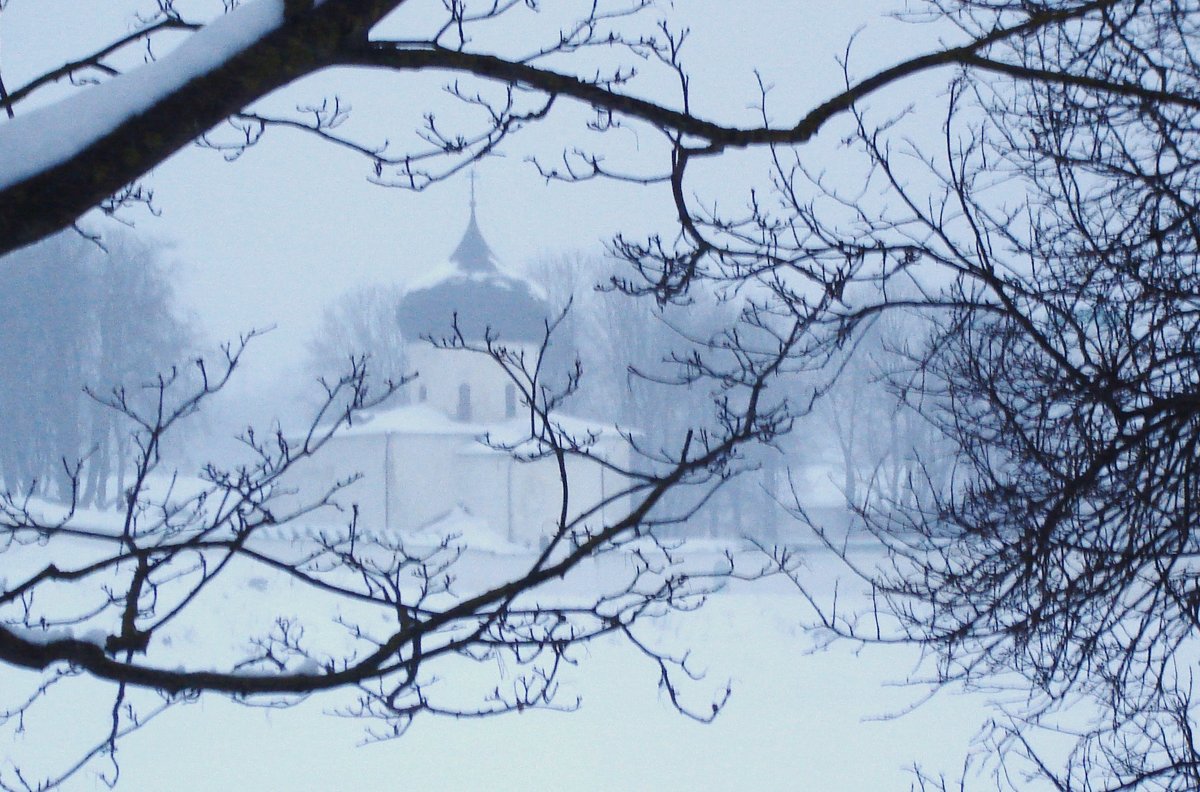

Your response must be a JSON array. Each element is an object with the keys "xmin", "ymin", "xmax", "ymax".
[
  {"xmin": 0, "ymin": 0, "xmax": 397, "ymax": 255},
  {"xmin": 0, "ymin": 1, "xmax": 284, "ymax": 195},
  {"xmin": 0, "ymin": 0, "xmax": 1154, "ymax": 260}
]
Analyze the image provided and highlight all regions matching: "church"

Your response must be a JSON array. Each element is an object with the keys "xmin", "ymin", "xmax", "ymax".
[{"xmin": 287, "ymin": 198, "xmax": 629, "ymax": 550}]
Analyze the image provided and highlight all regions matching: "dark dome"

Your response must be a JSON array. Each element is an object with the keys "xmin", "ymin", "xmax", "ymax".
[
  {"xmin": 397, "ymin": 207, "xmax": 551, "ymax": 343},
  {"xmin": 398, "ymin": 272, "xmax": 551, "ymax": 343}
]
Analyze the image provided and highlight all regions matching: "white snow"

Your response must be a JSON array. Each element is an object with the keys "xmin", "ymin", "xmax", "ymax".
[
  {"xmin": 0, "ymin": 498, "xmax": 127, "ymax": 537},
  {"xmin": 4, "ymin": 624, "xmax": 110, "ymax": 649},
  {"xmin": 292, "ymin": 657, "xmax": 321, "ymax": 674},
  {"xmin": 1, "ymin": 537, "xmax": 1018, "ymax": 790},
  {"xmin": 3, "ymin": 624, "xmax": 77, "ymax": 645},
  {"xmin": 406, "ymin": 505, "xmax": 527, "ymax": 554},
  {"xmin": 0, "ymin": 472, "xmax": 221, "ymax": 541},
  {"xmin": 0, "ymin": 0, "xmax": 285, "ymax": 192}
]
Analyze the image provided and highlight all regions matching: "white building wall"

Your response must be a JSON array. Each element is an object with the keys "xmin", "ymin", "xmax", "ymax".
[
  {"xmin": 281, "ymin": 433, "xmax": 388, "ymax": 531},
  {"xmin": 285, "ymin": 429, "xmax": 632, "ymax": 546},
  {"xmin": 386, "ymin": 433, "xmax": 470, "ymax": 530},
  {"xmin": 456, "ymin": 452, "xmax": 513, "ymax": 539},
  {"xmin": 507, "ymin": 444, "xmax": 630, "ymax": 547},
  {"xmin": 280, "ymin": 320, "xmax": 635, "ymax": 546},
  {"xmin": 406, "ymin": 343, "xmax": 533, "ymax": 425}
]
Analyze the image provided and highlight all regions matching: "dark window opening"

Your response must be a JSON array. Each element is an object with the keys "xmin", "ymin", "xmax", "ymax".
[
  {"xmin": 457, "ymin": 383, "xmax": 472, "ymax": 421},
  {"xmin": 418, "ymin": 385, "xmax": 428, "ymax": 403},
  {"xmin": 505, "ymin": 384, "xmax": 517, "ymax": 419}
]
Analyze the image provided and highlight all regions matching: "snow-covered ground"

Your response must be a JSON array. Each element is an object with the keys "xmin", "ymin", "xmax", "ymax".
[{"xmin": 1, "ymin": 530, "xmax": 1024, "ymax": 791}]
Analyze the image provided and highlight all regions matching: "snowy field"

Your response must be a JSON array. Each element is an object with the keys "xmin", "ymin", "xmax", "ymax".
[{"xmin": 1, "ymin": 529, "xmax": 1031, "ymax": 792}]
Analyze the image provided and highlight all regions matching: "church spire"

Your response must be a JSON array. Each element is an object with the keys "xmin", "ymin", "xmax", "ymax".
[{"xmin": 449, "ymin": 170, "xmax": 497, "ymax": 273}]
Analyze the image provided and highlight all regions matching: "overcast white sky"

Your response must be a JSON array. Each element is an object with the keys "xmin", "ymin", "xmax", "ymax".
[{"xmin": 0, "ymin": 0, "xmax": 946, "ymax": 383}]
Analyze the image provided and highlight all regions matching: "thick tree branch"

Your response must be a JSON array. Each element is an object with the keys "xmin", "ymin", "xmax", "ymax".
[
  {"xmin": 0, "ymin": 0, "xmax": 401, "ymax": 256},
  {"xmin": 0, "ymin": 0, "xmax": 1127, "ymax": 259},
  {"xmin": 349, "ymin": 2, "xmax": 1126, "ymax": 150},
  {"xmin": 3, "ymin": 17, "xmax": 202, "ymax": 113}
]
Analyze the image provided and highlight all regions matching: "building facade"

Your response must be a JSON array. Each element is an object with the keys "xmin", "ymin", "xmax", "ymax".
[{"xmin": 286, "ymin": 202, "xmax": 627, "ymax": 549}]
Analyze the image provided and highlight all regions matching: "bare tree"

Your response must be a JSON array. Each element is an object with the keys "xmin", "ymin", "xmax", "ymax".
[
  {"xmin": 0, "ymin": 231, "xmax": 194, "ymax": 508},
  {"xmin": 7, "ymin": 1, "xmax": 1200, "ymax": 789},
  {"xmin": 303, "ymin": 282, "xmax": 409, "ymax": 411},
  {"xmin": 0, "ymin": 1, "xmax": 1143, "ymax": 258},
  {"xmin": 737, "ymin": 3, "xmax": 1200, "ymax": 789},
  {"xmin": 526, "ymin": 253, "xmax": 794, "ymax": 540},
  {"xmin": 807, "ymin": 307, "xmax": 952, "ymax": 512}
]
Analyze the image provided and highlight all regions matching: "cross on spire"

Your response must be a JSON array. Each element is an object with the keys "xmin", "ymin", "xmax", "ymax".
[{"xmin": 468, "ymin": 168, "xmax": 478, "ymax": 213}]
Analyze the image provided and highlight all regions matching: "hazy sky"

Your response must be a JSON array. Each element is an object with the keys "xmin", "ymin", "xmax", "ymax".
[{"xmin": 0, "ymin": 0, "xmax": 942, "ymax": 382}]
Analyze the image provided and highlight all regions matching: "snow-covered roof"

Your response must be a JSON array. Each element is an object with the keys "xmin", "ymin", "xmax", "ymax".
[
  {"xmin": 338, "ymin": 404, "xmax": 626, "ymax": 446},
  {"xmin": 398, "ymin": 205, "xmax": 551, "ymax": 344},
  {"xmin": 339, "ymin": 403, "xmax": 490, "ymax": 436}
]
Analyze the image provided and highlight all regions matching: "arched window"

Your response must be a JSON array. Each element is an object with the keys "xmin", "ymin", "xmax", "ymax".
[
  {"xmin": 456, "ymin": 383, "xmax": 472, "ymax": 421},
  {"xmin": 505, "ymin": 383, "xmax": 517, "ymax": 419}
]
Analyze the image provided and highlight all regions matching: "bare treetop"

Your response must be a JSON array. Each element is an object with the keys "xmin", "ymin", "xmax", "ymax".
[{"xmin": 0, "ymin": 0, "xmax": 1170, "ymax": 259}]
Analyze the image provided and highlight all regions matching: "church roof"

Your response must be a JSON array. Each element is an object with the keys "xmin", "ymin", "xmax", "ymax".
[
  {"xmin": 338, "ymin": 403, "xmax": 628, "ymax": 449},
  {"xmin": 397, "ymin": 200, "xmax": 551, "ymax": 343},
  {"xmin": 448, "ymin": 207, "xmax": 497, "ymax": 273}
]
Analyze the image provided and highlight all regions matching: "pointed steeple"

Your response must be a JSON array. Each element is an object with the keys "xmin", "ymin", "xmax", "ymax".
[
  {"xmin": 449, "ymin": 171, "xmax": 497, "ymax": 273},
  {"xmin": 397, "ymin": 168, "xmax": 550, "ymax": 344}
]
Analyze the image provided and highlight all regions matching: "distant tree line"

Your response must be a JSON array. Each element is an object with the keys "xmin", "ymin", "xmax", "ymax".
[
  {"xmin": 303, "ymin": 282, "xmax": 410, "ymax": 417},
  {"xmin": 0, "ymin": 232, "xmax": 193, "ymax": 508}
]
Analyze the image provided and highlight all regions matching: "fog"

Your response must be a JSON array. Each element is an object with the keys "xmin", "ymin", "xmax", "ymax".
[{"xmin": 2, "ymin": 2, "xmax": 1130, "ymax": 790}]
